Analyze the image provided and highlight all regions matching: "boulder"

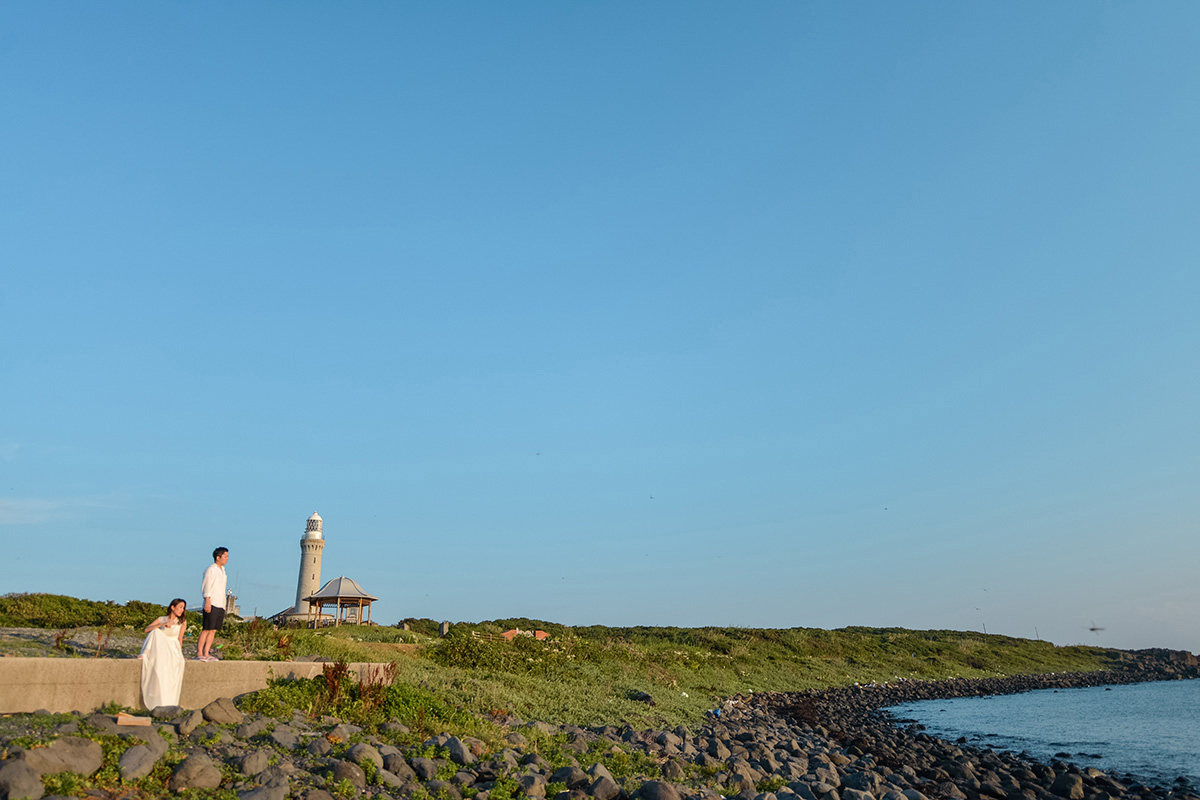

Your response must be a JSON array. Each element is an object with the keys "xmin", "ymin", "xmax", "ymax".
[
  {"xmin": 383, "ymin": 753, "xmax": 415, "ymax": 780},
  {"xmin": 589, "ymin": 776, "xmax": 622, "ymax": 800},
  {"xmin": 238, "ymin": 751, "xmax": 270, "ymax": 776},
  {"xmin": 118, "ymin": 744, "xmax": 161, "ymax": 782},
  {"xmin": 411, "ymin": 757, "xmax": 438, "ymax": 780},
  {"xmin": 178, "ymin": 709, "xmax": 205, "ymax": 736},
  {"xmin": 236, "ymin": 718, "xmax": 270, "ymax": 739},
  {"xmin": 151, "ymin": 705, "xmax": 184, "ymax": 720},
  {"xmin": 270, "ymin": 725, "xmax": 299, "ymax": 750},
  {"xmin": 520, "ymin": 774, "xmax": 548, "ymax": 797},
  {"xmin": 202, "ymin": 697, "xmax": 244, "ymax": 725},
  {"xmin": 170, "ymin": 754, "xmax": 224, "ymax": 791},
  {"xmin": 16, "ymin": 737, "xmax": 103, "ymax": 777},
  {"xmin": 1050, "ymin": 774, "xmax": 1085, "ymax": 800},
  {"xmin": 843, "ymin": 790, "xmax": 876, "ymax": 800},
  {"xmin": 637, "ymin": 782, "xmax": 680, "ymax": 800},
  {"xmin": 254, "ymin": 765, "xmax": 290, "ymax": 788},
  {"xmin": 378, "ymin": 769, "xmax": 407, "ymax": 788},
  {"xmin": 330, "ymin": 760, "xmax": 366, "ymax": 790},
  {"xmin": 843, "ymin": 774, "xmax": 883, "ymax": 795},
  {"xmin": 328, "ymin": 723, "xmax": 360, "ymax": 742},
  {"xmin": 347, "ymin": 743, "xmax": 383, "ymax": 770},
  {"xmin": 448, "ymin": 736, "xmax": 477, "ymax": 765},
  {"xmin": 553, "ymin": 767, "xmax": 591, "ymax": 789},
  {"xmin": 239, "ymin": 784, "xmax": 289, "ymax": 800},
  {"xmin": 0, "ymin": 760, "xmax": 44, "ymax": 800},
  {"xmin": 588, "ymin": 763, "xmax": 616, "ymax": 783},
  {"xmin": 427, "ymin": 779, "xmax": 463, "ymax": 799}
]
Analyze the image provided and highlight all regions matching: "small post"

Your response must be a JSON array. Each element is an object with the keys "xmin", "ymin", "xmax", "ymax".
[{"xmin": 439, "ymin": 621, "xmax": 450, "ymax": 638}]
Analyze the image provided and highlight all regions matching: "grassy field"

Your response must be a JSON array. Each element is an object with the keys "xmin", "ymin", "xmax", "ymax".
[{"xmin": 1, "ymin": 593, "xmax": 1126, "ymax": 731}]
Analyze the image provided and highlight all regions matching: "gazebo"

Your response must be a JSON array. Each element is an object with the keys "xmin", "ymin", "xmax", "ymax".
[{"xmin": 302, "ymin": 575, "xmax": 379, "ymax": 627}]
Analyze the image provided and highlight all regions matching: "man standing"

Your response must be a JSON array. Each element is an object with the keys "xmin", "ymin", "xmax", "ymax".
[{"xmin": 197, "ymin": 547, "xmax": 229, "ymax": 662}]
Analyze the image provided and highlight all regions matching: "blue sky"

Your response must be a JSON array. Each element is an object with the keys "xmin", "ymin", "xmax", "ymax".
[{"xmin": 3, "ymin": 3, "xmax": 1198, "ymax": 652}]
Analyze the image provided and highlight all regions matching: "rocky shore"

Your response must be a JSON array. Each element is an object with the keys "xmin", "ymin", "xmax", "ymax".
[{"xmin": 0, "ymin": 652, "xmax": 1197, "ymax": 800}]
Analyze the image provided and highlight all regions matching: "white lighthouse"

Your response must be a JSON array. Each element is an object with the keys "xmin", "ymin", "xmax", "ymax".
[{"xmin": 291, "ymin": 512, "xmax": 326, "ymax": 617}]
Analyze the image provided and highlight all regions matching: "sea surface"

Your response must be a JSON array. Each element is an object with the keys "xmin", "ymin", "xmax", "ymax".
[{"xmin": 886, "ymin": 679, "xmax": 1200, "ymax": 788}]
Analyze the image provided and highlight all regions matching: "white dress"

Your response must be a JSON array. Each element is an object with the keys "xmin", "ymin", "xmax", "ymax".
[{"xmin": 139, "ymin": 618, "xmax": 185, "ymax": 710}]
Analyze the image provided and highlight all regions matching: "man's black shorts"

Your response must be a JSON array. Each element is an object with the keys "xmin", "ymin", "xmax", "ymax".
[{"xmin": 202, "ymin": 606, "xmax": 226, "ymax": 631}]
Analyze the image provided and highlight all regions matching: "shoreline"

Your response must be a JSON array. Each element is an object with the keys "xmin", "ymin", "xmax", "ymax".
[{"xmin": 759, "ymin": 659, "xmax": 1200, "ymax": 800}]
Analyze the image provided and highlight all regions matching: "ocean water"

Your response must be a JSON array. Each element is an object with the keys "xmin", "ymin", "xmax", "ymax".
[{"xmin": 886, "ymin": 679, "xmax": 1200, "ymax": 787}]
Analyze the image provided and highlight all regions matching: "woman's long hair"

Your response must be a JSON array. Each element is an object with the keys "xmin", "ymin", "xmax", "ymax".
[{"xmin": 167, "ymin": 598, "xmax": 188, "ymax": 622}]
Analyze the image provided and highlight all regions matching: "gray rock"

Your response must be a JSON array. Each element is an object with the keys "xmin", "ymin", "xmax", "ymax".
[
  {"xmin": 788, "ymin": 784, "xmax": 819, "ymax": 800},
  {"xmin": 378, "ymin": 769, "xmax": 406, "ymax": 788},
  {"xmin": 447, "ymin": 736, "xmax": 476, "ymax": 766},
  {"xmin": 118, "ymin": 744, "xmax": 161, "ymax": 781},
  {"xmin": 520, "ymin": 774, "xmax": 548, "ymax": 797},
  {"xmin": 348, "ymin": 743, "xmax": 383, "ymax": 770},
  {"xmin": 1050, "ymin": 774, "xmax": 1084, "ymax": 800},
  {"xmin": 588, "ymin": 763, "xmax": 616, "ymax": 784},
  {"xmin": 383, "ymin": 753, "xmax": 415, "ymax": 780},
  {"xmin": 170, "ymin": 754, "xmax": 224, "ymax": 791},
  {"xmin": 452, "ymin": 770, "xmax": 477, "ymax": 787},
  {"xmin": 662, "ymin": 761, "xmax": 685, "ymax": 781},
  {"xmin": 812, "ymin": 767, "xmax": 841, "ymax": 788},
  {"xmin": 589, "ymin": 776, "xmax": 622, "ymax": 800},
  {"xmin": 900, "ymin": 791, "xmax": 929, "ymax": 800},
  {"xmin": 507, "ymin": 732, "xmax": 529, "ymax": 747},
  {"xmin": 304, "ymin": 791, "xmax": 337, "ymax": 800},
  {"xmin": 526, "ymin": 721, "xmax": 558, "ymax": 735},
  {"xmin": 239, "ymin": 785, "xmax": 289, "ymax": 800},
  {"xmin": 151, "ymin": 705, "xmax": 184, "ymax": 719},
  {"xmin": 812, "ymin": 783, "xmax": 841, "ymax": 800},
  {"xmin": 328, "ymin": 723, "xmax": 360, "ymax": 742},
  {"xmin": 843, "ymin": 774, "xmax": 883, "ymax": 795},
  {"xmin": 16, "ymin": 736, "xmax": 103, "ymax": 777},
  {"xmin": 255, "ymin": 765, "xmax": 290, "ymax": 788},
  {"xmin": 707, "ymin": 739, "xmax": 732, "ymax": 760},
  {"xmin": 236, "ymin": 718, "xmax": 270, "ymax": 739},
  {"xmin": 553, "ymin": 767, "xmax": 591, "ymax": 789},
  {"xmin": 178, "ymin": 709, "xmax": 205, "ymax": 736},
  {"xmin": 270, "ymin": 725, "xmax": 299, "ymax": 750},
  {"xmin": 554, "ymin": 791, "xmax": 589, "ymax": 800},
  {"xmin": 381, "ymin": 721, "xmax": 410, "ymax": 735},
  {"xmin": 330, "ymin": 759, "xmax": 366, "ymax": 790},
  {"xmin": 202, "ymin": 697, "xmax": 244, "ymax": 725},
  {"xmin": 637, "ymin": 781, "xmax": 680, "ymax": 800},
  {"xmin": 0, "ymin": 760, "xmax": 44, "ymax": 800},
  {"xmin": 842, "ymin": 790, "xmax": 876, "ymax": 800},
  {"xmin": 239, "ymin": 751, "xmax": 271, "ymax": 775},
  {"xmin": 411, "ymin": 757, "xmax": 438, "ymax": 780},
  {"xmin": 427, "ymin": 779, "xmax": 463, "ymax": 799},
  {"xmin": 308, "ymin": 737, "xmax": 332, "ymax": 756}
]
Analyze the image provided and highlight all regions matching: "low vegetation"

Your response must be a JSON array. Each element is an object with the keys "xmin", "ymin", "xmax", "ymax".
[{"xmin": 1, "ymin": 592, "xmax": 1126, "ymax": 731}]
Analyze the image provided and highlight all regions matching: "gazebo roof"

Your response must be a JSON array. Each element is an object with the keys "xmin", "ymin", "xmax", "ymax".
[{"xmin": 303, "ymin": 575, "xmax": 378, "ymax": 602}]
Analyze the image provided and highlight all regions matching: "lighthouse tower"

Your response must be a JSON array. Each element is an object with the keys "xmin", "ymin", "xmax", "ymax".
[{"xmin": 292, "ymin": 512, "xmax": 326, "ymax": 617}]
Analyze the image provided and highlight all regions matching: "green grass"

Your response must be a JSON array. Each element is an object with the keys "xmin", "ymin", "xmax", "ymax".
[
  {"xmin": 0, "ymin": 592, "xmax": 206, "ymax": 630},
  {"xmin": 234, "ymin": 619, "xmax": 1125, "ymax": 733},
  {"xmin": 4, "ymin": 593, "xmax": 1128, "ymax": 733}
]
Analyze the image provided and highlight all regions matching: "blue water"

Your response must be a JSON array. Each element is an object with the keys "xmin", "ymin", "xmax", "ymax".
[{"xmin": 886, "ymin": 679, "xmax": 1200, "ymax": 787}]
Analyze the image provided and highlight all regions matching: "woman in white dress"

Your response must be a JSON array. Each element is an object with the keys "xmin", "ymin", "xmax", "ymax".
[{"xmin": 138, "ymin": 598, "xmax": 187, "ymax": 710}]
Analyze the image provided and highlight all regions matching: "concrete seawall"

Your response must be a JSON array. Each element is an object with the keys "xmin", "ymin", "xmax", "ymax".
[{"xmin": 0, "ymin": 658, "xmax": 393, "ymax": 714}]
